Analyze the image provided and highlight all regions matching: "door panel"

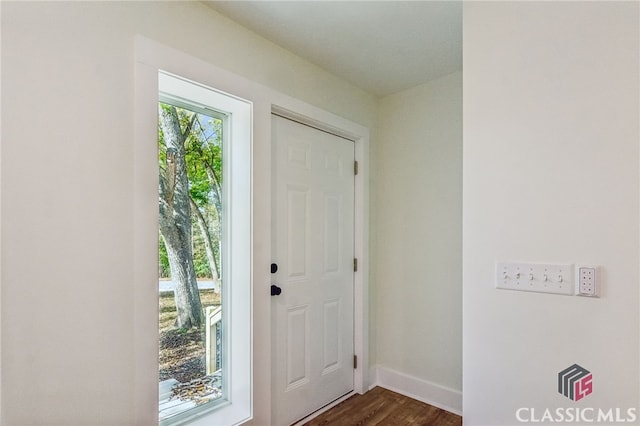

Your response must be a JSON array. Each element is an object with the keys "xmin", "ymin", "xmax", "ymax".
[
  {"xmin": 272, "ymin": 115, "xmax": 355, "ymax": 425},
  {"xmin": 322, "ymin": 299, "xmax": 340, "ymax": 372},
  {"xmin": 323, "ymin": 194, "xmax": 341, "ymax": 273},
  {"xmin": 286, "ymin": 186, "xmax": 309, "ymax": 278},
  {"xmin": 286, "ymin": 306, "xmax": 309, "ymax": 388}
]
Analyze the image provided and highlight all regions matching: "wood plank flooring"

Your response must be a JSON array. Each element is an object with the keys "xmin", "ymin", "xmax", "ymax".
[{"xmin": 302, "ymin": 387, "xmax": 462, "ymax": 426}]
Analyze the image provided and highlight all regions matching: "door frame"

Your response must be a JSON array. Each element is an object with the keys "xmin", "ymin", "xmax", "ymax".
[{"xmin": 270, "ymin": 105, "xmax": 370, "ymax": 401}]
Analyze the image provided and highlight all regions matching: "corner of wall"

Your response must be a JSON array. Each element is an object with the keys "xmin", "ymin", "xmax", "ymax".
[{"xmin": 369, "ymin": 365, "xmax": 462, "ymax": 416}]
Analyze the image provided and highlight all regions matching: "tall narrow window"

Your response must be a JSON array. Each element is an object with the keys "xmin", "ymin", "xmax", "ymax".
[
  {"xmin": 158, "ymin": 102, "xmax": 225, "ymax": 422},
  {"xmin": 156, "ymin": 71, "xmax": 252, "ymax": 425}
]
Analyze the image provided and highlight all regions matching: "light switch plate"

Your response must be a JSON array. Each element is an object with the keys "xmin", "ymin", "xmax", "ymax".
[{"xmin": 496, "ymin": 262, "xmax": 574, "ymax": 296}]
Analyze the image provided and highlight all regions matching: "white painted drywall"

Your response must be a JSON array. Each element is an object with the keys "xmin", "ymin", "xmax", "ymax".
[
  {"xmin": 1, "ymin": 2, "xmax": 375, "ymax": 425},
  {"xmin": 463, "ymin": 2, "xmax": 639, "ymax": 425},
  {"xmin": 374, "ymin": 72, "xmax": 462, "ymax": 401}
]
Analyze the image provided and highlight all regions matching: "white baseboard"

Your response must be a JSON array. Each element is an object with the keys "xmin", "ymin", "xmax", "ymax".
[{"xmin": 369, "ymin": 365, "xmax": 462, "ymax": 416}]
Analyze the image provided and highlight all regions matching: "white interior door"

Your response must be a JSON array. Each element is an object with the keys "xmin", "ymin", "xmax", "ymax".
[{"xmin": 271, "ymin": 115, "xmax": 355, "ymax": 426}]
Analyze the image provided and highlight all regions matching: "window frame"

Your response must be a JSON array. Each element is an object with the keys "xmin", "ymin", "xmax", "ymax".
[{"xmin": 156, "ymin": 71, "xmax": 253, "ymax": 426}]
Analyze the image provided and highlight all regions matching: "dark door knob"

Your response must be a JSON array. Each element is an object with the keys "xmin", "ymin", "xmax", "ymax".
[{"xmin": 271, "ymin": 284, "xmax": 282, "ymax": 296}]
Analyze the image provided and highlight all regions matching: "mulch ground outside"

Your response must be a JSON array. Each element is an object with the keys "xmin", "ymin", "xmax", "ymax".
[{"xmin": 159, "ymin": 289, "xmax": 221, "ymax": 383}]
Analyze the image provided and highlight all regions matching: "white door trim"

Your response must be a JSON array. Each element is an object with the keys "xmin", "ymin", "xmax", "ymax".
[{"xmin": 271, "ymin": 105, "xmax": 370, "ymax": 399}]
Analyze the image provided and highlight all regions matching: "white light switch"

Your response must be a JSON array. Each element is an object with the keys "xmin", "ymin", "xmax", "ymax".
[{"xmin": 496, "ymin": 262, "xmax": 574, "ymax": 296}]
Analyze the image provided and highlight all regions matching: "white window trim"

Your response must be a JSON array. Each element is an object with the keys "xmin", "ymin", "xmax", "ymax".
[
  {"xmin": 135, "ymin": 45, "xmax": 252, "ymax": 426},
  {"xmin": 157, "ymin": 71, "xmax": 252, "ymax": 426},
  {"xmin": 134, "ymin": 36, "xmax": 369, "ymax": 426}
]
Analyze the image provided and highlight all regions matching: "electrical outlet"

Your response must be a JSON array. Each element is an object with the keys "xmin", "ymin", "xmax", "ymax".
[{"xmin": 577, "ymin": 266, "xmax": 599, "ymax": 297}]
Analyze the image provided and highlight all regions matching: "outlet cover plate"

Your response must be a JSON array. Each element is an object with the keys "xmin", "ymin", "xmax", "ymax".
[
  {"xmin": 576, "ymin": 265, "xmax": 599, "ymax": 297},
  {"xmin": 496, "ymin": 262, "xmax": 574, "ymax": 296}
]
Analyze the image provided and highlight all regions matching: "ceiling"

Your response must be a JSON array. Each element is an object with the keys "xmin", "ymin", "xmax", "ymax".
[{"xmin": 205, "ymin": 1, "xmax": 462, "ymax": 97}]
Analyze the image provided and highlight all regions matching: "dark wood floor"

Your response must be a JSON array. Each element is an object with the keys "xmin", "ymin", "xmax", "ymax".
[{"xmin": 302, "ymin": 387, "xmax": 462, "ymax": 426}]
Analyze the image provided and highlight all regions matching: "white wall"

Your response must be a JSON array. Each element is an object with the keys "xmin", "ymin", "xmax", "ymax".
[
  {"xmin": 373, "ymin": 72, "xmax": 462, "ymax": 411},
  {"xmin": 1, "ymin": 2, "xmax": 376, "ymax": 425},
  {"xmin": 463, "ymin": 2, "xmax": 639, "ymax": 425}
]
